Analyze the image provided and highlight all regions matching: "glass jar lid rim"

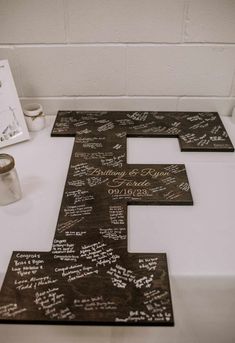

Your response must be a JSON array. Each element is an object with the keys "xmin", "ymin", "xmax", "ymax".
[{"xmin": 0, "ymin": 154, "xmax": 15, "ymax": 174}]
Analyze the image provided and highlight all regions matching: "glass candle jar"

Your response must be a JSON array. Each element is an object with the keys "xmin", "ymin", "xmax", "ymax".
[
  {"xmin": 23, "ymin": 103, "xmax": 46, "ymax": 132},
  {"xmin": 0, "ymin": 154, "xmax": 22, "ymax": 206}
]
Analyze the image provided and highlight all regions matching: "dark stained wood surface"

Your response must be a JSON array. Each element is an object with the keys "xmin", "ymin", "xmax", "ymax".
[{"xmin": 0, "ymin": 111, "xmax": 233, "ymax": 326}]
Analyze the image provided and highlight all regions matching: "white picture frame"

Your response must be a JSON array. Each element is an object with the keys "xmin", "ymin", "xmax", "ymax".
[{"xmin": 0, "ymin": 60, "xmax": 29, "ymax": 148}]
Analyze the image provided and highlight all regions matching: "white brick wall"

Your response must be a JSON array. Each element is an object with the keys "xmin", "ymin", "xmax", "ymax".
[
  {"xmin": 67, "ymin": 0, "xmax": 185, "ymax": 43},
  {"xmin": 0, "ymin": 0, "xmax": 65, "ymax": 43},
  {"xmin": 184, "ymin": 0, "xmax": 235, "ymax": 43},
  {"xmin": 0, "ymin": 0, "xmax": 235, "ymax": 115},
  {"xmin": 127, "ymin": 46, "xmax": 235, "ymax": 96},
  {"xmin": 15, "ymin": 46, "xmax": 126, "ymax": 96}
]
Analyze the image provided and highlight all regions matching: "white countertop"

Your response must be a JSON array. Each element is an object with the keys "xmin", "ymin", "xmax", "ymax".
[{"xmin": 0, "ymin": 115, "xmax": 235, "ymax": 342}]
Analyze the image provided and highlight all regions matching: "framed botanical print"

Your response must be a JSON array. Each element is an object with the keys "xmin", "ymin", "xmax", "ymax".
[{"xmin": 0, "ymin": 60, "xmax": 29, "ymax": 148}]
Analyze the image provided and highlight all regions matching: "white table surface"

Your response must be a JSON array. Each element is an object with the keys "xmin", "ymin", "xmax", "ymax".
[{"xmin": 0, "ymin": 115, "xmax": 235, "ymax": 343}]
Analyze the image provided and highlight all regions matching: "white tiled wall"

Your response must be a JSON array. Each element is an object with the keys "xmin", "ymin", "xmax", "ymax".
[{"xmin": 0, "ymin": 0, "xmax": 235, "ymax": 115}]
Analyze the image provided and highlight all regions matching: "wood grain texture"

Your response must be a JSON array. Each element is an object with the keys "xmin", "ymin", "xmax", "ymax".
[{"xmin": 0, "ymin": 111, "xmax": 233, "ymax": 326}]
